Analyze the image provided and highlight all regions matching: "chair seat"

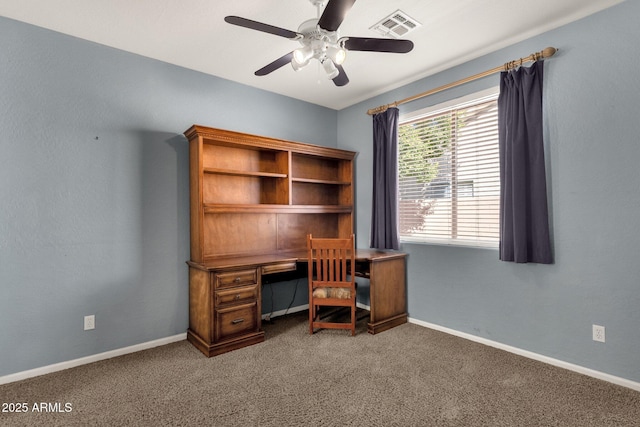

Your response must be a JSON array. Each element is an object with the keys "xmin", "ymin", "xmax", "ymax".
[{"xmin": 312, "ymin": 287, "xmax": 352, "ymax": 299}]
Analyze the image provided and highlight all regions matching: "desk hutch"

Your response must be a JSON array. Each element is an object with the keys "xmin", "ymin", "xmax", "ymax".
[{"xmin": 184, "ymin": 125, "xmax": 406, "ymax": 357}]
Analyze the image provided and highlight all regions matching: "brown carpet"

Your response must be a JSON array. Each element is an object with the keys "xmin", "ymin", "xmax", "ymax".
[{"xmin": 1, "ymin": 310, "xmax": 639, "ymax": 426}]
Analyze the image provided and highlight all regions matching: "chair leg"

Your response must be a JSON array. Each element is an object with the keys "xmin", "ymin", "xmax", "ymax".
[
  {"xmin": 310, "ymin": 304, "xmax": 358, "ymax": 336},
  {"xmin": 351, "ymin": 304, "xmax": 356, "ymax": 336}
]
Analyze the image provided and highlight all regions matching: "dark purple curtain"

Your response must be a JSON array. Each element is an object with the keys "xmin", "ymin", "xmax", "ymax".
[
  {"xmin": 370, "ymin": 107, "xmax": 400, "ymax": 250},
  {"xmin": 498, "ymin": 61, "xmax": 552, "ymax": 263}
]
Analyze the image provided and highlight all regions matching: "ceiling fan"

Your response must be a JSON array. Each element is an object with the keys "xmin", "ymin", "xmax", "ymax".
[{"xmin": 224, "ymin": 0, "xmax": 414, "ymax": 86}]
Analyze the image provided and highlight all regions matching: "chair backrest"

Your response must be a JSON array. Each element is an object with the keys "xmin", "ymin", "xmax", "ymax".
[{"xmin": 307, "ymin": 234, "xmax": 355, "ymax": 287}]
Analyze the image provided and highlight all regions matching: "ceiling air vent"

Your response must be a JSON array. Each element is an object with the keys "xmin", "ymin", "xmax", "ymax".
[{"xmin": 370, "ymin": 10, "xmax": 421, "ymax": 39}]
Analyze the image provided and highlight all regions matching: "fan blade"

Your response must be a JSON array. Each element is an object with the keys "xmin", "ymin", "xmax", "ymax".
[
  {"xmin": 255, "ymin": 52, "xmax": 294, "ymax": 76},
  {"xmin": 318, "ymin": 0, "xmax": 357, "ymax": 32},
  {"xmin": 332, "ymin": 65, "xmax": 349, "ymax": 86},
  {"xmin": 224, "ymin": 16, "xmax": 300, "ymax": 39},
  {"xmin": 343, "ymin": 37, "xmax": 414, "ymax": 53}
]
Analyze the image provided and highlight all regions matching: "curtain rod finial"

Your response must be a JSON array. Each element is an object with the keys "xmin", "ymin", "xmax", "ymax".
[{"xmin": 542, "ymin": 47, "xmax": 557, "ymax": 58}]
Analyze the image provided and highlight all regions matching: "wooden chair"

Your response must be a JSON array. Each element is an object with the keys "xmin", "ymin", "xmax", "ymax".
[{"xmin": 307, "ymin": 234, "xmax": 357, "ymax": 336}]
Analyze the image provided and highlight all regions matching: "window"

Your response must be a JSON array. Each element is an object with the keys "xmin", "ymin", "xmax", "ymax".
[{"xmin": 398, "ymin": 88, "xmax": 500, "ymax": 248}]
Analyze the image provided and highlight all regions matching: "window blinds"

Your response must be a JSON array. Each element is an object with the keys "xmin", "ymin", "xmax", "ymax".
[{"xmin": 398, "ymin": 93, "xmax": 500, "ymax": 247}]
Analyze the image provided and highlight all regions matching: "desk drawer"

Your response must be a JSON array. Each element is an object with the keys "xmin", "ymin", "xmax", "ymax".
[
  {"xmin": 214, "ymin": 269, "xmax": 258, "ymax": 289},
  {"xmin": 261, "ymin": 262, "xmax": 297, "ymax": 275},
  {"xmin": 215, "ymin": 302, "xmax": 258, "ymax": 341},
  {"xmin": 215, "ymin": 285, "xmax": 258, "ymax": 306}
]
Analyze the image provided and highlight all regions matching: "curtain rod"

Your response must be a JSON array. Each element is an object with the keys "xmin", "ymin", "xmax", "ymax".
[{"xmin": 366, "ymin": 46, "xmax": 557, "ymax": 116}]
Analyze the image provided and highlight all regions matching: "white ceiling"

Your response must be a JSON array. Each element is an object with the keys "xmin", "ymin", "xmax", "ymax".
[{"xmin": 0, "ymin": 0, "xmax": 625, "ymax": 110}]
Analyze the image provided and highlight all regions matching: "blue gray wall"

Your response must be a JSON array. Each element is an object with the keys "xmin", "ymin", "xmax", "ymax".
[
  {"xmin": 2, "ymin": 0, "xmax": 639, "ymax": 385},
  {"xmin": 0, "ymin": 17, "xmax": 336, "ymax": 376},
  {"xmin": 338, "ymin": 0, "xmax": 640, "ymax": 383}
]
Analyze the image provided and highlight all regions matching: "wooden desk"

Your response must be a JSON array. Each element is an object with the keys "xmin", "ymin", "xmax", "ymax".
[
  {"xmin": 187, "ymin": 249, "xmax": 407, "ymax": 357},
  {"xmin": 184, "ymin": 126, "xmax": 406, "ymax": 357}
]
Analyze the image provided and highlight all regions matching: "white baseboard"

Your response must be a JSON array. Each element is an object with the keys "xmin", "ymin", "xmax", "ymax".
[
  {"xmin": 7, "ymin": 313, "xmax": 636, "ymax": 393},
  {"xmin": 409, "ymin": 317, "xmax": 640, "ymax": 392},
  {"xmin": 0, "ymin": 333, "xmax": 187, "ymax": 385},
  {"xmin": 1, "ymin": 307, "xmax": 308, "ymax": 385}
]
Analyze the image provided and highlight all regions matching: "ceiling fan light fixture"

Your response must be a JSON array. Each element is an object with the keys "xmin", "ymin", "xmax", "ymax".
[
  {"xmin": 327, "ymin": 46, "xmax": 346, "ymax": 65},
  {"xmin": 291, "ymin": 59, "xmax": 305, "ymax": 71},
  {"xmin": 322, "ymin": 58, "xmax": 339, "ymax": 79},
  {"xmin": 292, "ymin": 46, "xmax": 314, "ymax": 66}
]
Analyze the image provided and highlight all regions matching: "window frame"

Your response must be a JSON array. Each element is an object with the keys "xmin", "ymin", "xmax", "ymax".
[{"xmin": 398, "ymin": 87, "xmax": 500, "ymax": 249}]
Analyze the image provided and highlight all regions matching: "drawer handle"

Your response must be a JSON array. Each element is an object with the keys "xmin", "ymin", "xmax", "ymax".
[
  {"xmin": 234, "ymin": 294, "xmax": 241, "ymax": 300},
  {"xmin": 233, "ymin": 277, "xmax": 241, "ymax": 283},
  {"xmin": 232, "ymin": 318, "xmax": 245, "ymax": 325}
]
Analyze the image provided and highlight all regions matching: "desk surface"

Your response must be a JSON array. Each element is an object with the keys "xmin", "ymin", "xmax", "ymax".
[{"xmin": 188, "ymin": 249, "xmax": 406, "ymax": 271}]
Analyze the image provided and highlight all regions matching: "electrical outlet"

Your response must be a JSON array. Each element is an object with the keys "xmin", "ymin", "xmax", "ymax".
[
  {"xmin": 592, "ymin": 324, "xmax": 605, "ymax": 343},
  {"xmin": 84, "ymin": 315, "xmax": 95, "ymax": 331}
]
